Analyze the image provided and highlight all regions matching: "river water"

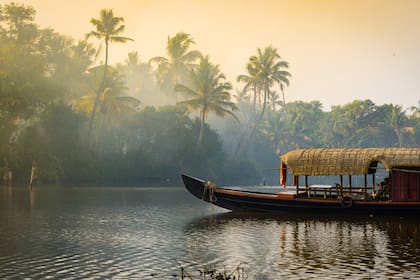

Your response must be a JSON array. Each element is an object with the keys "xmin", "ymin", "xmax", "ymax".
[{"xmin": 0, "ymin": 185, "xmax": 419, "ymax": 279}]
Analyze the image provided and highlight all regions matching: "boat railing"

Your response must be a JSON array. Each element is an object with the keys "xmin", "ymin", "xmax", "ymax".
[
  {"xmin": 307, "ymin": 184, "xmax": 337, "ymax": 198},
  {"xmin": 301, "ymin": 184, "xmax": 373, "ymax": 200}
]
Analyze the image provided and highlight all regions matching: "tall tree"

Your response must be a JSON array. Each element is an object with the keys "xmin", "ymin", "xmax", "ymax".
[
  {"xmin": 269, "ymin": 90, "xmax": 282, "ymax": 111},
  {"xmin": 409, "ymin": 101, "xmax": 420, "ymax": 146},
  {"xmin": 237, "ymin": 62, "xmax": 261, "ymax": 113},
  {"xmin": 150, "ymin": 32, "xmax": 201, "ymax": 100},
  {"xmin": 76, "ymin": 66, "xmax": 140, "ymax": 125},
  {"xmin": 280, "ymin": 101, "xmax": 323, "ymax": 148},
  {"xmin": 329, "ymin": 100, "xmax": 380, "ymax": 147},
  {"xmin": 235, "ymin": 46, "xmax": 290, "ymax": 157},
  {"xmin": 85, "ymin": 9, "xmax": 133, "ymax": 147},
  {"xmin": 175, "ymin": 56, "xmax": 238, "ymax": 146},
  {"xmin": 381, "ymin": 104, "xmax": 410, "ymax": 147},
  {"xmin": 0, "ymin": 3, "xmax": 71, "ymax": 142},
  {"xmin": 411, "ymin": 101, "xmax": 420, "ymax": 119},
  {"xmin": 233, "ymin": 88, "xmax": 251, "ymax": 106},
  {"xmin": 250, "ymin": 46, "xmax": 290, "ymax": 122},
  {"xmin": 117, "ymin": 51, "xmax": 163, "ymax": 106}
]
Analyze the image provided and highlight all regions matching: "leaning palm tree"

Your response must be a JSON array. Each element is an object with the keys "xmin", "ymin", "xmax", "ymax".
[
  {"xmin": 175, "ymin": 56, "xmax": 238, "ymax": 146},
  {"xmin": 85, "ymin": 9, "xmax": 133, "ymax": 147},
  {"xmin": 150, "ymin": 32, "xmax": 201, "ymax": 100},
  {"xmin": 76, "ymin": 66, "xmax": 140, "ymax": 125}
]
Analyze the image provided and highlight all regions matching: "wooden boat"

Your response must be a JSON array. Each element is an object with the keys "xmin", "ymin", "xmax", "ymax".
[{"xmin": 182, "ymin": 148, "xmax": 420, "ymax": 215}]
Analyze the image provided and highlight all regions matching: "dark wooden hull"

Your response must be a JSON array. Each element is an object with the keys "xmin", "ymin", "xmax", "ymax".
[{"xmin": 181, "ymin": 174, "xmax": 420, "ymax": 215}]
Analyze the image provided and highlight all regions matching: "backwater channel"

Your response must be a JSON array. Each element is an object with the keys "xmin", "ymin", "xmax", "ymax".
[{"xmin": 0, "ymin": 185, "xmax": 419, "ymax": 279}]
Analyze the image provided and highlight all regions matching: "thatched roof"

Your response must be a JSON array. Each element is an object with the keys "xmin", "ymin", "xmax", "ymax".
[{"xmin": 280, "ymin": 148, "xmax": 420, "ymax": 176}]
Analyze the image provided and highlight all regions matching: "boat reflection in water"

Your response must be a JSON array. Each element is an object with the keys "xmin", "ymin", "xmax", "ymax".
[{"xmin": 183, "ymin": 212, "xmax": 420, "ymax": 279}]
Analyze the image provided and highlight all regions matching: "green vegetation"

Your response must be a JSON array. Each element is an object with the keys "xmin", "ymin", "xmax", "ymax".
[
  {"xmin": 0, "ymin": 3, "xmax": 419, "ymax": 186},
  {"xmin": 150, "ymin": 32, "xmax": 202, "ymax": 101},
  {"xmin": 176, "ymin": 56, "xmax": 238, "ymax": 146},
  {"xmin": 85, "ymin": 8, "xmax": 134, "ymax": 149}
]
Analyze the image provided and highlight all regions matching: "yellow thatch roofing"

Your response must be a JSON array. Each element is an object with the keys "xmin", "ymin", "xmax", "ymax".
[{"xmin": 280, "ymin": 148, "xmax": 420, "ymax": 176}]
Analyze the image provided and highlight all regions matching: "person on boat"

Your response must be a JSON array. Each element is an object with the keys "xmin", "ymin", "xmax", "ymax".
[{"xmin": 374, "ymin": 178, "xmax": 390, "ymax": 199}]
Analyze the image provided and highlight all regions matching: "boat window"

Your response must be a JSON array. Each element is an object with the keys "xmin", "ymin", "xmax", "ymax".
[{"xmin": 373, "ymin": 162, "xmax": 388, "ymax": 184}]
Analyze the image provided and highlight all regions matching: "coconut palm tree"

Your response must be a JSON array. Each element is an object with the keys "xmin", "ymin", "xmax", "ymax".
[
  {"xmin": 76, "ymin": 66, "xmax": 140, "ymax": 125},
  {"xmin": 269, "ymin": 90, "xmax": 282, "ymax": 111},
  {"xmin": 85, "ymin": 9, "xmax": 133, "ymax": 147},
  {"xmin": 233, "ymin": 88, "xmax": 251, "ymax": 106},
  {"xmin": 385, "ymin": 104, "xmax": 410, "ymax": 147},
  {"xmin": 411, "ymin": 101, "xmax": 420, "ymax": 119},
  {"xmin": 237, "ymin": 62, "xmax": 261, "ymax": 113},
  {"xmin": 261, "ymin": 110, "xmax": 285, "ymax": 155},
  {"xmin": 235, "ymin": 46, "xmax": 291, "ymax": 157},
  {"xmin": 250, "ymin": 46, "xmax": 290, "ymax": 122},
  {"xmin": 125, "ymin": 50, "xmax": 140, "ymax": 67},
  {"xmin": 175, "ymin": 56, "xmax": 238, "ymax": 146},
  {"xmin": 150, "ymin": 32, "xmax": 201, "ymax": 100}
]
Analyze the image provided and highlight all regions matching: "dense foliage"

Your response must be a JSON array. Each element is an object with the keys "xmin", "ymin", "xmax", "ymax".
[{"xmin": 0, "ymin": 3, "xmax": 419, "ymax": 186}]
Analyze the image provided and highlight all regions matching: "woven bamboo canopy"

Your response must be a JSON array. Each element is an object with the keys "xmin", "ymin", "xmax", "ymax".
[{"xmin": 280, "ymin": 148, "xmax": 420, "ymax": 176}]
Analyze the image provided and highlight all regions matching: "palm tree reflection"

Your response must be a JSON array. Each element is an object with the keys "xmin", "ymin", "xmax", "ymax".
[{"xmin": 184, "ymin": 213, "xmax": 420, "ymax": 278}]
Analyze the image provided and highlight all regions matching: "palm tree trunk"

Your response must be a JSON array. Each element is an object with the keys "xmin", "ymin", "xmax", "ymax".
[
  {"xmin": 197, "ymin": 109, "xmax": 205, "ymax": 147},
  {"xmin": 280, "ymin": 84, "xmax": 287, "ymax": 113},
  {"xmin": 272, "ymin": 95, "xmax": 275, "ymax": 111},
  {"xmin": 256, "ymin": 85, "xmax": 269, "ymax": 130},
  {"xmin": 173, "ymin": 72, "xmax": 178, "ymax": 102},
  {"xmin": 395, "ymin": 128, "xmax": 403, "ymax": 147},
  {"xmin": 87, "ymin": 40, "xmax": 109, "ymax": 150},
  {"xmin": 252, "ymin": 83, "xmax": 257, "ymax": 113},
  {"xmin": 235, "ymin": 85, "xmax": 269, "ymax": 158}
]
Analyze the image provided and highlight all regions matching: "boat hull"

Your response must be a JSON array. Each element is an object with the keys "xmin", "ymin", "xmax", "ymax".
[{"xmin": 181, "ymin": 174, "xmax": 420, "ymax": 215}]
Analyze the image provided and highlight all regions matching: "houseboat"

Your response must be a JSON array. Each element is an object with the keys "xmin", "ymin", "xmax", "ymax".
[{"xmin": 182, "ymin": 148, "xmax": 420, "ymax": 215}]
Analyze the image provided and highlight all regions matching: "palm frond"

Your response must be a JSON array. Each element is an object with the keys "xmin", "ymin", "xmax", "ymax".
[{"xmin": 110, "ymin": 36, "xmax": 134, "ymax": 43}]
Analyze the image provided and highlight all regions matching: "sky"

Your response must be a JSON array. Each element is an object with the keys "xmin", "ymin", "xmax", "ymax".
[{"xmin": 6, "ymin": 0, "xmax": 420, "ymax": 110}]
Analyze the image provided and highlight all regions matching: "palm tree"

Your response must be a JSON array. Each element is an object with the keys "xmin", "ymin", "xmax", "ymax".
[
  {"xmin": 235, "ymin": 46, "xmax": 291, "ymax": 156},
  {"xmin": 175, "ymin": 56, "xmax": 238, "ymax": 146},
  {"xmin": 269, "ymin": 90, "xmax": 282, "ymax": 111},
  {"xmin": 237, "ymin": 62, "xmax": 261, "ymax": 113},
  {"xmin": 385, "ymin": 104, "xmax": 410, "ymax": 147},
  {"xmin": 125, "ymin": 50, "xmax": 140, "ymax": 67},
  {"xmin": 119, "ymin": 51, "xmax": 167, "ymax": 107},
  {"xmin": 76, "ymin": 66, "xmax": 140, "ymax": 125},
  {"xmin": 411, "ymin": 101, "xmax": 420, "ymax": 119},
  {"xmin": 85, "ymin": 9, "xmax": 133, "ymax": 147},
  {"xmin": 250, "ymin": 46, "xmax": 290, "ymax": 122},
  {"xmin": 150, "ymin": 32, "xmax": 201, "ymax": 100},
  {"xmin": 261, "ymin": 110, "xmax": 284, "ymax": 155},
  {"xmin": 410, "ymin": 101, "xmax": 420, "ymax": 146},
  {"xmin": 233, "ymin": 88, "xmax": 251, "ymax": 106}
]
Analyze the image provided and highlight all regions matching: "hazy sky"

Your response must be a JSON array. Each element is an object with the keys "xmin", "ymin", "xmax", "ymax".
[{"xmin": 7, "ymin": 0, "xmax": 420, "ymax": 109}]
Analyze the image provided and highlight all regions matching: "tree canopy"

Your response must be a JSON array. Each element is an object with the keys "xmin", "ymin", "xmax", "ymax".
[{"xmin": 0, "ymin": 3, "xmax": 418, "ymax": 187}]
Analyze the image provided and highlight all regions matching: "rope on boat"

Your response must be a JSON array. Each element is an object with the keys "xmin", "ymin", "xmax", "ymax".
[{"xmin": 203, "ymin": 181, "xmax": 217, "ymax": 202}]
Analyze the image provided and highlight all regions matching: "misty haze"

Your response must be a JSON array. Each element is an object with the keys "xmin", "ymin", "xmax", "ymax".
[{"xmin": 1, "ymin": 1, "xmax": 420, "ymax": 279}]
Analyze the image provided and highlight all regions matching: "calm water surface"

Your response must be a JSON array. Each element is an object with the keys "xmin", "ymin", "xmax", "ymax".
[{"xmin": 0, "ymin": 185, "xmax": 419, "ymax": 279}]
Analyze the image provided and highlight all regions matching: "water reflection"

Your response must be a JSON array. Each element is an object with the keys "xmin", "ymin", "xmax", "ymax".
[
  {"xmin": 1, "ymin": 186, "xmax": 420, "ymax": 279},
  {"xmin": 184, "ymin": 212, "xmax": 420, "ymax": 279},
  {"xmin": 30, "ymin": 187, "xmax": 36, "ymax": 209}
]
